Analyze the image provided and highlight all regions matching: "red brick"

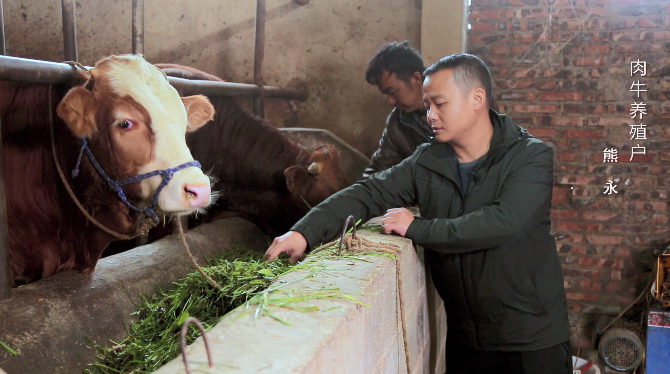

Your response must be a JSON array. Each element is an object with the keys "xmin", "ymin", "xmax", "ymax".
[
  {"xmin": 551, "ymin": 209, "xmax": 580, "ymax": 219},
  {"xmin": 626, "ymin": 201, "xmax": 668, "ymax": 211},
  {"xmin": 549, "ymin": 0, "xmax": 587, "ymax": 5},
  {"xmin": 640, "ymin": 31, "xmax": 670, "ymax": 40},
  {"xmin": 619, "ymin": 152, "xmax": 656, "ymax": 163},
  {"xmin": 596, "ymin": 0, "xmax": 640, "ymax": 4},
  {"xmin": 511, "ymin": 45, "xmax": 531, "ymax": 54},
  {"xmin": 558, "ymin": 152, "xmax": 589, "ymax": 162},
  {"xmin": 584, "ymin": 45, "xmax": 611, "ymax": 54},
  {"xmin": 641, "ymin": 214, "xmax": 670, "ymax": 224},
  {"xmin": 471, "ymin": 22, "xmax": 495, "ymax": 32},
  {"xmin": 490, "ymin": 45, "xmax": 508, "ymax": 54},
  {"xmin": 552, "ymin": 116, "xmax": 585, "ymax": 126},
  {"xmin": 515, "ymin": 34, "xmax": 536, "ymax": 43},
  {"xmin": 607, "ymin": 282, "xmax": 619, "ymax": 292},
  {"xmin": 639, "ymin": 17, "xmax": 662, "ymax": 28},
  {"xmin": 515, "ymin": 80, "xmax": 535, "ymax": 89},
  {"xmin": 588, "ymin": 117, "xmax": 634, "ymax": 126},
  {"xmin": 652, "ymin": 225, "xmax": 670, "ymax": 234},
  {"xmin": 562, "ymin": 7, "xmax": 608, "ymax": 18},
  {"xmin": 574, "ymin": 56, "xmax": 607, "ymax": 66},
  {"xmin": 580, "ymin": 280, "xmax": 603, "ymax": 292},
  {"xmin": 613, "ymin": 31, "xmax": 640, "ymax": 42},
  {"xmin": 558, "ymin": 175, "xmax": 597, "ymax": 185},
  {"xmin": 557, "ymin": 221, "xmax": 601, "ymax": 232},
  {"xmin": 471, "ymin": 0, "xmax": 499, "ymax": 6},
  {"xmin": 566, "ymin": 292, "xmax": 599, "ymax": 302},
  {"xmin": 597, "ymin": 258, "xmax": 626, "ymax": 269},
  {"xmin": 516, "ymin": 8, "xmax": 552, "ymax": 18},
  {"xmin": 586, "ymin": 235, "xmax": 626, "ymax": 245},
  {"xmin": 564, "ymin": 129, "xmax": 608, "ymax": 139},
  {"xmin": 560, "ymin": 20, "xmax": 587, "ymax": 31},
  {"xmin": 552, "ymin": 185, "xmax": 571, "ymax": 204},
  {"xmin": 582, "ymin": 211, "xmax": 620, "ymax": 221},
  {"xmin": 470, "ymin": 9, "xmax": 514, "ymax": 19},
  {"xmin": 616, "ymin": 43, "xmax": 664, "ymax": 53},
  {"xmin": 497, "ymin": 68, "xmax": 535, "ymax": 78},
  {"xmin": 540, "ymin": 92, "xmax": 584, "ymax": 101},
  {"xmin": 611, "ymin": 270, "xmax": 622, "ymax": 281},
  {"xmin": 572, "ymin": 187, "xmax": 591, "ymax": 197},
  {"xmin": 527, "ymin": 128, "xmax": 556, "ymax": 137},
  {"xmin": 469, "ymin": 34, "xmax": 510, "ymax": 44},
  {"xmin": 512, "ymin": 104, "xmax": 558, "ymax": 113}
]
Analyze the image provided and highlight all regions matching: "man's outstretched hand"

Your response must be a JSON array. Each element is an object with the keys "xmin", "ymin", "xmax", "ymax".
[
  {"xmin": 263, "ymin": 231, "xmax": 308, "ymax": 263},
  {"xmin": 381, "ymin": 208, "xmax": 415, "ymax": 237}
]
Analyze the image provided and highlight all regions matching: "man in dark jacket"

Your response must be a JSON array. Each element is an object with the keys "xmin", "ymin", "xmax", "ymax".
[
  {"xmin": 265, "ymin": 53, "xmax": 571, "ymax": 374},
  {"xmin": 362, "ymin": 41, "xmax": 433, "ymax": 178}
]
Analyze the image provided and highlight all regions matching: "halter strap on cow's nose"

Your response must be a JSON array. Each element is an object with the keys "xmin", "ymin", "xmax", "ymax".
[{"xmin": 71, "ymin": 137, "xmax": 202, "ymax": 221}]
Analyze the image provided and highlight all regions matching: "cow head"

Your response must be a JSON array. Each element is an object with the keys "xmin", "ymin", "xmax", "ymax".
[
  {"xmin": 56, "ymin": 55, "xmax": 215, "ymax": 215},
  {"xmin": 284, "ymin": 144, "xmax": 350, "ymax": 207}
]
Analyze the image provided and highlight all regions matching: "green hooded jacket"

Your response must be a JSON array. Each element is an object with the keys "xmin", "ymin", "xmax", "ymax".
[{"xmin": 291, "ymin": 110, "xmax": 570, "ymax": 351}]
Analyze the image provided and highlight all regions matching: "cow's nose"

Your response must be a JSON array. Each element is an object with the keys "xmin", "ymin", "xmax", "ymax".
[{"xmin": 183, "ymin": 184, "xmax": 211, "ymax": 208}]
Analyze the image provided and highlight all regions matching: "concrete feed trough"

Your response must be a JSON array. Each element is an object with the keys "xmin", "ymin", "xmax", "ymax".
[{"xmin": 0, "ymin": 129, "xmax": 447, "ymax": 374}]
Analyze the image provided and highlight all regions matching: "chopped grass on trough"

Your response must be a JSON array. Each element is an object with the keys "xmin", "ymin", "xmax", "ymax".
[
  {"xmin": 85, "ymin": 247, "xmax": 293, "ymax": 373},
  {"xmin": 85, "ymin": 225, "xmax": 388, "ymax": 374}
]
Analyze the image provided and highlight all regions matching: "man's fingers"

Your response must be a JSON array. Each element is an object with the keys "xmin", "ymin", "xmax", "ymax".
[{"xmin": 264, "ymin": 241, "xmax": 280, "ymax": 261}]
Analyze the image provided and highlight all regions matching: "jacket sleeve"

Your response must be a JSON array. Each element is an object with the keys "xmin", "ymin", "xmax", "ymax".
[
  {"xmin": 405, "ymin": 142, "xmax": 554, "ymax": 253},
  {"xmin": 363, "ymin": 115, "xmax": 407, "ymax": 178},
  {"xmin": 292, "ymin": 149, "xmax": 422, "ymax": 251}
]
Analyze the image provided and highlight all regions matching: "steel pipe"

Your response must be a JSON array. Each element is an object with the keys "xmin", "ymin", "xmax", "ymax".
[
  {"xmin": 0, "ymin": 56, "xmax": 308, "ymax": 101},
  {"xmin": 252, "ymin": 0, "xmax": 266, "ymax": 117},
  {"xmin": 60, "ymin": 0, "xmax": 78, "ymax": 61},
  {"xmin": 131, "ymin": 0, "xmax": 145, "ymax": 55},
  {"xmin": 0, "ymin": 0, "xmax": 6, "ymax": 56}
]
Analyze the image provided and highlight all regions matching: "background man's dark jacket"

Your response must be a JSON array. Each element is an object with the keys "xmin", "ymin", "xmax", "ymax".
[
  {"xmin": 363, "ymin": 107, "xmax": 432, "ymax": 178},
  {"xmin": 292, "ymin": 110, "xmax": 570, "ymax": 351}
]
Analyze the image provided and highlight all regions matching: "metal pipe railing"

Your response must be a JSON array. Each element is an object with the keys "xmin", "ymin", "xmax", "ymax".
[
  {"xmin": 0, "ymin": 55, "xmax": 308, "ymax": 101},
  {"xmin": 252, "ymin": 0, "xmax": 266, "ymax": 117},
  {"xmin": 131, "ymin": 0, "xmax": 145, "ymax": 55},
  {"xmin": 0, "ymin": 0, "xmax": 5, "ymax": 56},
  {"xmin": 60, "ymin": 0, "xmax": 78, "ymax": 61}
]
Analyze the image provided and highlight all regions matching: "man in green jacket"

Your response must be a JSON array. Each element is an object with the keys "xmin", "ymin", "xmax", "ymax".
[
  {"xmin": 363, "ymin": 41, "xmax": 433, "ymax": 178},
  {"xmin": 265, "ymin": 53, "xmax": 571, "ymax": 373}
]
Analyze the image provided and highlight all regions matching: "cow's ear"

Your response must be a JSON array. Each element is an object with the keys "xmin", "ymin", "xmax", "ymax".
[
  {"xmin": 182, "ymin": 95, "xmax": 214, "ymax": 132},
  {"xmin": 57, "ymin": 86, "xmax": 98, "ymax": 138},
  {"xmin": 284, "ymin": 165, "xmax": 310, "ymax": 196}
]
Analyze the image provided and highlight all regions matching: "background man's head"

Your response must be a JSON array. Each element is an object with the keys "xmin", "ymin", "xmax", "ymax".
[
  {"xmin": 422, "ymin": 53, "xmax": 495, "ymax": 143},
  {"xmin": 365, "ymin": 41, "xmax": 426, "ymax": 113}
]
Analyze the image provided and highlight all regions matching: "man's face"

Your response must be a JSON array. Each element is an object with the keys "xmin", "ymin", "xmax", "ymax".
[
  {"xmin": 376, "ymin": 70, "xmax": 424, "ymax": 113},
  {"xmin": 423, "ymin": 69, "xmax": 478, "ymax": 144}
]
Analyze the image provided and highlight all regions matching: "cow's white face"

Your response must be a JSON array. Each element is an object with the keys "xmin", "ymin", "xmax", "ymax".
[{"xmin": 56, "ymin": 54, "xmax": 215, "ymax": 215}]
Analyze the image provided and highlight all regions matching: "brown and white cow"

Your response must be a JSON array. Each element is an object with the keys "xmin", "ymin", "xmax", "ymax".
[
  {"xmin": 1, "ymin": 55, "xmax": 215, "ymax": 286},
  {"xmin": 153, "ymin": 64, "xmax": 350, "ymax": 237}
]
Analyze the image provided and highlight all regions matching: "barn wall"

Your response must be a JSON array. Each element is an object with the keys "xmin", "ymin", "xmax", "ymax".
[
  {"xmin": 467, "ymin": 0, "xmax": 670, "ymax": 349},
  {"xmin": 4, "ymin": 0, "xmax": 423, "ymax": 160}
]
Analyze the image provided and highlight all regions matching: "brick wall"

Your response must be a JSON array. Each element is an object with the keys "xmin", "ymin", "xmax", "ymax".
[{"xmin": 468, "ymin": 0, "xmax": 670, "ymax": 347}]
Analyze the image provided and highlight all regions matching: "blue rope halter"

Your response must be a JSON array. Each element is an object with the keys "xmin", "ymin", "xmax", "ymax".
[{"xmin": 71, "ymin": 138, "xmax": 202, "ymax": 222}]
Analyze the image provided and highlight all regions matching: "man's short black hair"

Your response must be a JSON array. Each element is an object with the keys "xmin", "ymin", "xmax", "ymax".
[
  {"xmin": 365, "ymin": 41, "xmax": 426, "ymax": 86},
  {"xmin": 424, "ymin": 53, "xmax": 496, "ymax": 110}
]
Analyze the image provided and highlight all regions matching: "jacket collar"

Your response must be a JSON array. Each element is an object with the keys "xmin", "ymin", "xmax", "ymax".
[
  {"xmin": 394, "ymin": 108, "xmax": 432, "ymax": 137},
  {"xmin": 417, "ymin": 109, "xmax": 530, "ymax": 181}
]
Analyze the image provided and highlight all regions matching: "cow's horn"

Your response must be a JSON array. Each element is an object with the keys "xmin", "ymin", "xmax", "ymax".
[{"xmin": 307, "ymin": 162, "xmax": 322, "ymax": 175}]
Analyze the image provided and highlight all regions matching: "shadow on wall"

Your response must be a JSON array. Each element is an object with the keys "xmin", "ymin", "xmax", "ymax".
[
  {"xmin": 295, "ymin": 58, "xmax": 391, "ymax": 158},
  {"xmin": 149, "ymin": 1, "xmax": 305, "ymax": 72}
]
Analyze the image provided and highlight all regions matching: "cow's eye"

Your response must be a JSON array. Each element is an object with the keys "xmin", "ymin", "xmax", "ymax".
[{"xmin": 118, "ymin": 120, "xmax": 134, "ymax": 129}]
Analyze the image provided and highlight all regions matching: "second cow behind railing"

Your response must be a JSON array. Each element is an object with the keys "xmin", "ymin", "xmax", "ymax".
[{"xmin": 155, "ymin": 63, "xmax": 350, "ymax": 239}]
